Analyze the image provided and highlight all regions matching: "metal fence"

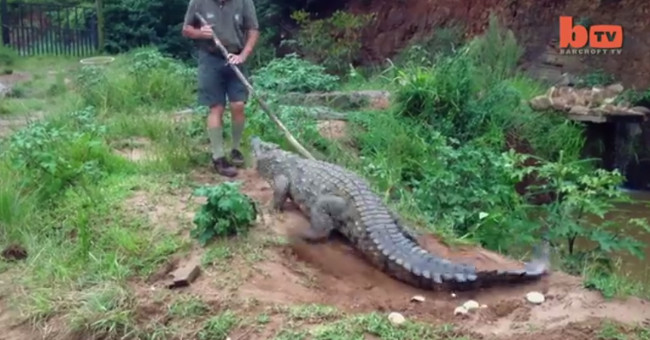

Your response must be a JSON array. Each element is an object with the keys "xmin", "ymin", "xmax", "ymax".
[{"xmin": 0, "ymin": 0, "xmax": 98, "ymax": 56}]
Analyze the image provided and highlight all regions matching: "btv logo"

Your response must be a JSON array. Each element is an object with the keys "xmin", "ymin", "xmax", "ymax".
[{"xmin": 558, "ymin": 16, "xmax": 623, "ymax": 53}]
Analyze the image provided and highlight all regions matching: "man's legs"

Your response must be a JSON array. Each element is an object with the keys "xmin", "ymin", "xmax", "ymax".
[
  {"xmin": 229, "ymin": 101, "xmax": 246, "ymax": 167},
  {"xmin": 207, "ymin": 104, "xmax": 238, "ymax": 177},
  {"xmin": 225, "ymin": 64, "xmax": 249, "ymax": 167},
  {"xmin": 198, "ymin": 51, "xmax": 238, "ymax": 177}
]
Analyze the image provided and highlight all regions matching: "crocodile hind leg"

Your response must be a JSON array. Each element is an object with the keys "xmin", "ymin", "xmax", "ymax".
[
  {"xmin": 271, "ymin": 175, "xmax": 290, "ymax": 212},
  {"xmin": 300, "ymin": 195, "xmax": 347, "ymax": 242}
]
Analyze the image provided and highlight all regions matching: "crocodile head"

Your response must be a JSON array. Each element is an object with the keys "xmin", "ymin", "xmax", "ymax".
[{"xmin": 250, "ymin": 136, "xmax": 286, "ymax": 180}]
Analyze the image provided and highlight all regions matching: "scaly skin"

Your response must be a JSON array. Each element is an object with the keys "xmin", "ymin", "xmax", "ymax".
[{"xmin": 251, "ymin": 137, "xmax": 549, "ymax": 291}]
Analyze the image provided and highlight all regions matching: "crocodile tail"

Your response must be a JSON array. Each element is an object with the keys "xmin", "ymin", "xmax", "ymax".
[
  {"xmin": 366, "ymin": 226, "xmax": 550, "ymax": 291},
  {"xmin": 470, "ymin": 241, "xmax": 551, "ymax": 289}
]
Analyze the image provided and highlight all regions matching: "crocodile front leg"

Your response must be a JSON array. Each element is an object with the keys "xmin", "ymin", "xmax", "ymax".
[
  {"xmin": 271, "ymin": 175, "xmax": 290, "ymax": 212},
  {"xmin": 300, "ymin": 195, "xmax": 347, "ymax": 242}
]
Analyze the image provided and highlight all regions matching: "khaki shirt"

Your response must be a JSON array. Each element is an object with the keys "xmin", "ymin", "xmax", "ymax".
[{"xmin": 183, "ymin": 0, "xmax": 259, "ymax": 54}]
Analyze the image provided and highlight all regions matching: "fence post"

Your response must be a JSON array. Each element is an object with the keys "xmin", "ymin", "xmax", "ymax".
[
  {"xmin": 0, "ymin": 0, "xmax": 8, "ymax": 47},
  {"xmin": 95, "ymin": 0, "xmax": 104, "ymax": 51}
]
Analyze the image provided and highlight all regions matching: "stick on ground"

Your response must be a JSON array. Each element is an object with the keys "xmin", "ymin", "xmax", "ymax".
[{"xmin": 195, "ymin": 13, "xmax": 315, "ymax": 160}]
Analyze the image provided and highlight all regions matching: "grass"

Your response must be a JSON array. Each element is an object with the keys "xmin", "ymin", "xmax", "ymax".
[{"xmin": 0, "ymin": 17, "xmax": 649, "ymax": 340}]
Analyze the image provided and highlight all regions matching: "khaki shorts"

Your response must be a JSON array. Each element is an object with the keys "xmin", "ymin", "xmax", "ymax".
[{"xmin": 197, "ymin": 49, "xmax": 249, "ymax": 108}]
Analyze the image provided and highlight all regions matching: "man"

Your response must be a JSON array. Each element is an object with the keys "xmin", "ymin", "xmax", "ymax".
[{"xmin": 182, "ymin": 0, "xmax": 259, "ymax": 177}]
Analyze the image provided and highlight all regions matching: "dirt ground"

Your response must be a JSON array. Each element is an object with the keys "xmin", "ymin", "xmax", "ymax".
[
  {"xmin": 2, "ymin": 139, "xmax": 650, "ymax": 339},
  {"xmin": 134, "ymin": 165, "xmax": 650, "ymax": 338}
]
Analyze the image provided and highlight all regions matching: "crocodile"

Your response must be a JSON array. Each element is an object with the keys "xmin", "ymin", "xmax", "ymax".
[{"xmin": 250, "ymin": 136, "xmax": 549, "ymax": 291}]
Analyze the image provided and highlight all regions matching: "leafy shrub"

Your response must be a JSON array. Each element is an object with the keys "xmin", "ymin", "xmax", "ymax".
[
  {"xmin": 466, "ymin": 13, "xmax": 523, "ymax": 86},
  {"xmin": 191, "ymin": 182, "xmax": 258, "ymax": 246},
  {"xmin": 0, "ymin": 45, "xmax": 18, "ymax": 73},
  {"xmin": 394, "ymin": 25, "xmax": 466, "ymax": 68},
  {"xmin": 75, "ymin": 48, "xmax": 195, "ymax": 112},
  {"xmin": 3, "ymin": 107, "xmax": 131, "ymax": 204},
  {"xmin": 521, "ymin": 154, "xmax": 650, "ymax": 266},
  {"xmin": 575, "ymin": 69, "xmax": 616, "ymax": 87},
  {"xmin": 392, "ymin": 54, "xmax": 475, "ymax": 130},
  {"xmin": 102, "ymin": 0, "xmax": 195, "ymax": 60},
  {"xmin": 246, "ymin": 103, "xmax": 328, "ymax": 153},
  {"xmin": 347, "ymin": 110, "xmax": 649, "ymax": 264},
  {"xmin": 287, "ymin": 10, "xmax": 374, "ymax": 75},
  {"xmin": 251, "ymin": 53, "xmax": 339, "ymax": 93}
]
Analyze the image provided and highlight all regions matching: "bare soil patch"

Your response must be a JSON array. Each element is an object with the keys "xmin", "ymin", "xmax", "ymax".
[
  {"xmin": 137, "ymin": 167, "xmax": 650, "ymax": 338},
  {"xmin": 2, "ymin": 166, "xmax": 649, "ymax": 339},
  {"xmin": 0, "ymin": 72, "xmax": 31, "ymax": 86},
  {"xmin": 317, "ymin": 120, "xmax": 348, "ymax": 140},
  {"xmin": 0, "ymin": 111, "xmax": 45, "ymax": 139}
]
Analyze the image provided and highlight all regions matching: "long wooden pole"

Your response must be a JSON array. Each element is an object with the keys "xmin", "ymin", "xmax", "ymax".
[{"xmin": 195, "ymin": 13, "xmax": 315, "ymax": 160}]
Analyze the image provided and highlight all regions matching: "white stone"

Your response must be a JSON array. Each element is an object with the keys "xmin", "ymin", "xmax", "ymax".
[
  {"xmin": 388, "ymin": 312, "xmax": 406, "ymax": 325},
  {"xmin": 454, "ymin": 306, "xmax": 468, "ymax": 316},
  {"xmin": 526, "ymin": 291, "xmax": 545, "ymax": 304},
  {"xmin": 462, "ymin": 300, "xmax": 480, "ymax": 311},
  {"xmin": 410, "ymin": 295, "xmax": 425, "ymax": 303}
]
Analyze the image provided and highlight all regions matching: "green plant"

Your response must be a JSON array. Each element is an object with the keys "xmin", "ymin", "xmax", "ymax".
[
  {"xmin": 251, "ymin": 53, "xmax": 339, "ymax": 93},
  {"xmin": 0, "ymin": 45, "xmax": 19, "ymax": 72},
  {"xmin": 3, "ymin": 107, "xmax": 131, "ymax": 204},
  {"xmin": 102, "ymin": 0, "xmax": 195, "ymax": 60},
  {"xmin": 519, "ymin": 153, "xmax": 650, "ymax": 273},
  {"xmin": 190, "ymin": 182, "xmax": 258, "ymax": 246},
  {"xmin": 75, "ymin": 48, "xmax": 196, "ymax": 112},
  {"xmin": 394, "ymin": 25, "xmax": 466, "ymax": 68},
  {"xmin": 288, "ymin": 10, "xmax": 374, "ymax": 75},
  {"xmin": 575, "ymin": 69, "xmax": 616, "ymax": 87},
  {"xmin": 466, "ymin": 13, "xmax": 523, "ymax": 86}
]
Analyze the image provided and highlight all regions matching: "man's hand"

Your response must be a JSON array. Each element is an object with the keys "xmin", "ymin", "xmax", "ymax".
[
  {"xmin": 198, "ymin": 25, "xmax": 213, "ymax": 39},
  {"xmin": 181, "ymin": 24, "xmax": 214, "ymax": 40},
  {"xmin": 227, "ymin": 53, "xmax": 247, "ymax": 65}
]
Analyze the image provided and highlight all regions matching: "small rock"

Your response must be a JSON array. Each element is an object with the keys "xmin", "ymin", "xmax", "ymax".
[
  {"xmin": 569, "ymin": 105, "xmax": 591, "ymax": 115},
  {"xmin": 526, "ymin": 291, "xmax": 545, "ymax": 304},
  {"xmin": 606, "ymin": 83, "xmax": 625, "ymax": 95},
  {"xmin": 462, "ymin": 300, "xmax": 480, "ymax": 311},
  {"xmin": 166, "ymin": 259, "xmax": 201, "ymax": 288},
  {"xmin": 630, "ymin": 106, "xmax": 650, "ymax": 114},
  {"xmin": 451, "ymin": 293, "xmax": 457, "ymax": 298},
  {"xmin": 388, "ymin": 312, "xmax": 406, "ymax": 325},
  {"xmin": 529, "ymin": 95, "xmax": 552, "ymax": 110},
  {"xmin": 454, "ymin": 306, "xmax": 468, "ymax": 316},
  {"xmin": 480, "ymin": 304, "xmax": 488, "ymax": 309},
  {"xmin": 410, "ymin": 295, "xmax": 425, "ymax": 303},
  {"xmin": 0, "ymin": 82, "xmax": 11, "ymax": 98}
]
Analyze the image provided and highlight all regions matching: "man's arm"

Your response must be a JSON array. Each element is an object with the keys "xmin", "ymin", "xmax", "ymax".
[
  {"xmin": 181, "ymin": 0, "xmax": 208, "ymax": 39},
  {"xmin": 240, "ymin": 0, "xmax": 260, "ymax": 59}
]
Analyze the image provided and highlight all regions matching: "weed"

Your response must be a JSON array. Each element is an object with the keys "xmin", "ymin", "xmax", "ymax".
[
  {"xmin": 309, "ymin": 312, "xmax": 466, "ymax": 340},
  {"xmin": 288, "ymin": 10, "xmax": 374, "ymax": 75},
  {"xmin": 168, "ymin": 295, "xmax": 210, "ymax": 318},
  {"xmin": 198, "ymin": 310, "xmax": 240, "ymax": 340},
  {"xmin": 287, "ymin": 304, "xmax": 340, "ymax": 322},
  {"xmin": 75, "ymin": 48, "xmax": 195, "ymax": 113},
  {"xmin": 251, "ymin": 53, "xmax": 340, "ymax": 93},
  {"xmin": 0, "ymin": 45, "xmax": 19, "ymax": 72},
  {"xmin": 190, "ymin": 182, "xmax": 258, "ymax": 246},
  {"xmin": 576, "ymin": 69, "xmax": 616, "ymax": 87}
]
